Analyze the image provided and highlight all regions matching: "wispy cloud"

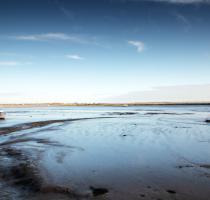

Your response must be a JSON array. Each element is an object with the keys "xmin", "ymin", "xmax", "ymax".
[
  {"xmin": 104, "ymin": 84, "xmax": 210, "ymax": 103},
  {"xmin": 128, "ymin": 40, "xmax": 145, "ymax": 53},
  {"xmin": 175, "ymin": 13, "xmax": 189, "ymax": 24},
  {"xmin": 0, "ymin": 61, "xmax": 19, "ymax": 66},
  {"xmin": 12, "ymin": 33, "xmax": 86, "ymax": 43},
  {"xmin": 173, "ymin": 12, "xmax": 191, "ymax": 31},
  {"xmin": 151, "ymin": 0, "xmax": 210, "ymax": 3},
  {"xmin": 66, "ymin": 54, "xmax": 84, "ymax": 60},
  {"xmin": 60, "ymin": 7, "xmax": 75, "ymax": 21},
  {"xmin": 0, "ymin": 61, "xmax": 32, "ymax": 66},
  {"xmin": 0, "ymin": 52, "xmax": 35, "ymax": 59}
]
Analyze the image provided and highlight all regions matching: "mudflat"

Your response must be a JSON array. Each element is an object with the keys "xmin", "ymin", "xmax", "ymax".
[{"xmin": 0, "ymin": 105, "xmax": 210, "ymax": 200}]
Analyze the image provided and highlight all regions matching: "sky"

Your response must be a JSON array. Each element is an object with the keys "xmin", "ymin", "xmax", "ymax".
[{"xmin": 0, "ymin": 0, "xmax": 210, "ymax": 103}]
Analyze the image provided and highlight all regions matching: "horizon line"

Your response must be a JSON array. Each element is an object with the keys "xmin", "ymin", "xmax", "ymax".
[{"xmin": 1, "ymin": 101, "xmax": 210, "ymax": 108}]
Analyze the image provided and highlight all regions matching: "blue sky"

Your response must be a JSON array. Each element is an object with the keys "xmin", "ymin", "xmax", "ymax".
[{"xmin": 0, "ymin": 0, "xmax": 210, "ymax": 103}]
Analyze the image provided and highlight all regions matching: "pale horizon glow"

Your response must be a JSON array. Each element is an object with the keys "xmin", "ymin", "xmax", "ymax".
[{"xmin": 0, "ymin": 84, "xmax": 210, "ymax": 104}]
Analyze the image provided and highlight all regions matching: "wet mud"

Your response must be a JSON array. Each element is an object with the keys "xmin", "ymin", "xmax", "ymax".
[
  {"xmin": 0, "ymin": 147, "xmax": 42, "ymax": 193},
  {"xmin": 1, "ymin": 106, "xmax": 210, "ymax": 200},
  {"xmin": 0, "ymin": 117, "xmax": 111, "ymax": 136},
  {"xmin": 144, "ymin": 112, "xmax": 193, "ymax": 115},
  {"xmin": 106, "ymin": 112, "xmax": 138, "ymax": 115},
  {"xmin": 0, "ymin": 146, "xmax": 92, "ymax": 199}
]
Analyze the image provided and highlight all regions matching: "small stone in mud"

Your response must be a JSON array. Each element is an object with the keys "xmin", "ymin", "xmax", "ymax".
[
  {"xmin": 203, "ymin": 173, "xmax": 210, "ymax": 178},
  {"xmin": 140, "ymin": 194, "xmax": 145, "ymax": 197},
  {"xmin": 166, "ymin": 189, "xmax": 176, "ymax": 194},
  {"xmin": 176, "ymin": 164, "xmax": 194, "ymax": 169},
  {"xmin": 90, "ymin": 186, "xmax": 108, "ymax": 196}
]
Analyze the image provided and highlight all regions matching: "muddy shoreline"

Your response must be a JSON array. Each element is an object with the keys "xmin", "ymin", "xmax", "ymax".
[
  {"xmin": 0, "ymin": 117, "xmax": 116, "ymax": 199},
  {"xmin": 1, "ymin": 106, "xmax": 210, "ymax": 200}
]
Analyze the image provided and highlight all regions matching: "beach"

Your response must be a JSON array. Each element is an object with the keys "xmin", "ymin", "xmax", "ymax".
[{"xmin": 0, "ymin": 105, "xmax": 210, "ymax": 200}]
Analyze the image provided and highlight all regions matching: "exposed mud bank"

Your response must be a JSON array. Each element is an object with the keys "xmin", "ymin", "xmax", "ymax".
[
  {"xmin": 144, "ymin": 112, "xmax": 193, "ymax": 115},
  {"xmin": 1, "ymin": 106, "xmax": 210, "ymax": 200},
  {"xmin": 106, "ymin": 112, "xmax": 138, "ymax": 116},
  {"xmin": 0, "ymin": 117, "xmax": 112, "ymax": 136},
  {"xmin": 0, "ymin": 116, "xmax": 113, "ymax": 199}
]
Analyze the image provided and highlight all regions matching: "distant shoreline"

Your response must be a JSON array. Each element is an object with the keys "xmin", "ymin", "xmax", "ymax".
[{"xmin": 0, "ymin": 102, "xmax": 210, "ymax": 108}]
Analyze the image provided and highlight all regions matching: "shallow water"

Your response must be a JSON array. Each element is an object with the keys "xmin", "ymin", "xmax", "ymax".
[{"xmin": 0, "ymin": 106, "xmax": 210, "ymax": 199}]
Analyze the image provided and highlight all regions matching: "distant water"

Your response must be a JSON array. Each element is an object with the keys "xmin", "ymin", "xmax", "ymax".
[{"xmin": 1, "ymin": 105, "xmax": 210, "ymax": 125}]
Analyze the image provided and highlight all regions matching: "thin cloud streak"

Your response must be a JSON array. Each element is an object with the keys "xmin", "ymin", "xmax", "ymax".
[
  {"xmin": 12, "ymin": 33, "xmax": 87, "ymax": 44},
  {"xmin": 128, "ymin": 40, "xmax": 145, "ymax": 52},
  {"xmin": 173, "ymin": 12, "xmax": 191, "ymax": 31},
  {"xmin": 66, "ymin": 54, "xmax": 84, "ymax": 60},
  {"xmin": 0, "ymin": 61, "xmax": 32, "ymax": 66}
]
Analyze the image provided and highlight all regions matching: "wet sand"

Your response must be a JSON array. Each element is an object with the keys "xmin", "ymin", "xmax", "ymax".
[{"xmin": 0, "ymin": 106, "xmax": 210, "ymax": 200}]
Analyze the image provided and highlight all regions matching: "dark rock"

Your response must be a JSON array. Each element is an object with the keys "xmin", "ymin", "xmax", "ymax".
[
  {"xmin": 199, "ymin": 164, "xmax": 210, "ymax": 169},
  {"xmin": 176, "ymin": 164, "xmax": 193, "ymax": 169},
  {"xmin": 90, "ymin": 186, "xmax": 108, "ymax": 196},
  {"xmin": 166, "ymin": 189, "xmax": 176, "ymax": 194}
]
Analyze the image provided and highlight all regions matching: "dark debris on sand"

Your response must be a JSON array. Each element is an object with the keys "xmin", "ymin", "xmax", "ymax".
[
  {"xmin": 0, "ymin": 147, "xmax": 42, "ymax": 192},
  {"xmin": 10, "ymin": 162, "xmax": 41, "ymax": 191}
]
